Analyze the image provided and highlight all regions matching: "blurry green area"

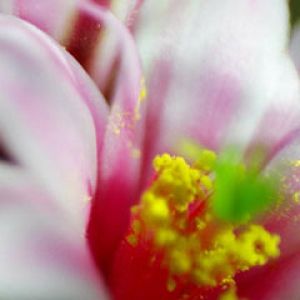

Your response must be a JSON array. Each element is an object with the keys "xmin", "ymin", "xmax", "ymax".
[
  {"xmin": 212, "ymin": 149, "xmax": 278, "ymax": 224},
  {"xmin": 290, "ymin": 0, "xmax": 300, "ymax": 27}
]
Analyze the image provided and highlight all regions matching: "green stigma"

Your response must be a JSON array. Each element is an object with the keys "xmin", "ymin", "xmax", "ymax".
[{"xmin": 212, "ymin": 149, "xmax": 278, "ymax": 223}]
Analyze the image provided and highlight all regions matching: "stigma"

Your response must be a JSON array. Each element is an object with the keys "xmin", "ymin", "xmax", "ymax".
[{"xmin": 122, "ymin": 149, "xmax": 280, "ymax": 299}]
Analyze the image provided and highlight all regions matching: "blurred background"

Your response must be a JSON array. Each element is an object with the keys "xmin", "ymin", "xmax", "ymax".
[{"xmin": 290, "ymin": 0, "xmax": 300, "ymax": 27}]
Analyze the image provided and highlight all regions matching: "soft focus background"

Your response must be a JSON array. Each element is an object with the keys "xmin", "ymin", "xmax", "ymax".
[{"xmin": 290, "ymin": 0, "xmax": 300, "ymax": 26}]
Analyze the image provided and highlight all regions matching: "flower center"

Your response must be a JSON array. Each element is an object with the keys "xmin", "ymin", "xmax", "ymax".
[{"xmin": 114, "ymin": 148, "xmax": 281, "ymax": 299}]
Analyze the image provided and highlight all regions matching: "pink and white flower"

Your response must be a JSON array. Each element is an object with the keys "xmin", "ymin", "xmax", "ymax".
[{"xmin": 0, "ymin": 0, "xmax": 300, "ymax": 299}]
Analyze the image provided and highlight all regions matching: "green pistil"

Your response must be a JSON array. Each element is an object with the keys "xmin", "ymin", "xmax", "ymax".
[{"xmin": 213, "ymin": 149, "xmax": 278, "ymax": 223}]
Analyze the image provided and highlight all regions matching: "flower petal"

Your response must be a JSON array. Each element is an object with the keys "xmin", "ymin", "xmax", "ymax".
[
  {"xmin": 135, "ymin": 0, "xmax": 300, "ymax": 180},
  {"xmin": 237, "ymin": 252, "xmax": 300, "ymax": 299},
  {"xmin": 0, "ymin": 15, "xmax": 108, "ymax": 231},
  {"xmin": 0, "ymin": 164, "xmax": 108, "ymax": 299},
  {"xmin": 1, "ymin": 3, "xmax": 146, "ymax": 272},
  {"xmin": 0, "ymin": 0, "xmax": 143, "ymax": 56},
  {"xmin": 80, "ymin": 2, "xmax": 145, "ymax": 273},
  {"xmin": 91, "ymin": 0, "xmax": 143, "ymax": 25},
  {"xmin": 0, "ymin": 0, "xmax": 78, "ymax": 41}
]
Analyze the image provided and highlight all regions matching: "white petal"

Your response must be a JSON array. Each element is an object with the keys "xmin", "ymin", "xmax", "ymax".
[{"xmin": 0, "ymin": 164, "xmax": 108, "ymax": 300}]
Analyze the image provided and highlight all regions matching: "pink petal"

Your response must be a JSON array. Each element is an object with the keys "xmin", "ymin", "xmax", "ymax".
[
  {"xmin": 0, "ymin": 15, "xmax": 108, "ymax": 231},
  {"xmin": 255, "ymin": 136, "xmax": 300, "ymax": 255},
  {"xmin": 2, "ymin": 2, "xmax": 146, "ymax": 271},
  {"xmin": 90, "ymin": 0, "xmax": 143, "ymax": 26},
  {"xmin": 0, "ymin": 164, "xmax": 108, "ymax": 299},
  {"xmin": 8, "ymin": 0, "xmax": 78, "ymax": 41},
  {"xmin": 0, "ymin": 0, "xmax": 143, "ymax": 48},
  {"xmin": 231, "ymin": 136, "xmax": 300, "ymax": 298},
  {"xmin": 237, "ymin": 252, "xmax": 300, "ymax": 299},
  {"xmin": 79, "ymin": 2, "xmax": 145, "ymax": 273},
  {"xmin": 134, "ymin": 0, "xmax": 300, "ymax": 182}
]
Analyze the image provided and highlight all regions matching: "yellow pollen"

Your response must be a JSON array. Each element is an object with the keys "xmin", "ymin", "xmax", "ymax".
[
  {"xmin": 128, "ymin": 152, "xmax": 281, "ymax": 293},
  {"xmin": 139, "ymin": 78, "xmax": 147, "ymax": 101}
]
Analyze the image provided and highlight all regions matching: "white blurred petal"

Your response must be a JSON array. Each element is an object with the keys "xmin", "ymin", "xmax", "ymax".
[
  {"xmin": 0, "ymin": 164, "xmax": 108, "ymax": 300},
  {"xmin": 135, "ymin": 0, "xmax": 300, "ymax": 163}
]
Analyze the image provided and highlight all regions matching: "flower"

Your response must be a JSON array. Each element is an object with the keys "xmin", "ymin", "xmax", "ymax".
[{"xmin": 1, "ymin": 0, "xmax": 300, "ymax": 299}]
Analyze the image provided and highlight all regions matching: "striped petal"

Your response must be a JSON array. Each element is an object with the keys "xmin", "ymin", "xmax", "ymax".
[
  {"xmin": 80, "ymin": 2, "xmax": 145, "ymax": 274},
  {"xmin": 134, "ymin": 0, "xmax": 300, "ymax": 182},
  {"xmin": 0, "ymin": 14, "xmax": 108, "ymax": 232},
  {"xmin": 0, "ymin": 1, "xmax": 147, "ymax": 271}
]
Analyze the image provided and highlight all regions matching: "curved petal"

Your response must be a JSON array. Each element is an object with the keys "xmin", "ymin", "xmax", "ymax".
[
  {"xmin": 1, "ymin": 0, "xmax": 79, "ymax": 41},
  {"xmin": 135, "ymin": 0, "xmax": 300, "ymax": 182},
  {"xmin": 263, "ymin": 152, "xmax": 300, "ymax": 261},
  {"xmin": 0, "ymin": 0, "xmax": 143, "ymax": 52},
  {"xmin": 1, "ymin": 2, "xmax": 147, "ymax": 271},
  {"xmin": 0, "ymin": 164, "xmax": 108, "ymax": 299},
  {"xmin": 80, "ymin": 2, "xmax": 145, "ymax": 274},
  {"xmin": 90, "ymin": 0, "xmax": 143, "ymax": 26},
  {"xmin": 0, "ymin": 15, "xmax": 108, "ymax": 232},
  {"xmin": 0, "ymin": 0, "xmax": 140, "ymax": 45}
]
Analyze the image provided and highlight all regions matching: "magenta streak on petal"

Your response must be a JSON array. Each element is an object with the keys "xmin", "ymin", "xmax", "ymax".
[
  {"xmin": 90, "ymin": 0, "xmax": 110, "ymax": 6},
  {"xmin": 66, "ymin": 2, "xmax": 103, "ymax": 71},
  {"xmin": 77, "ymin": 2, "xmax": 144, "ymax": 275},
  {"xmin": 247, "ymin": 107, "xmax": 300, "ymax": 170}
]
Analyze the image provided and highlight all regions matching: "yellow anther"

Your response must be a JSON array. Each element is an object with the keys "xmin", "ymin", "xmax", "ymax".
[
  {"xmin": 155, "ymin": 229, "xmax": 177, "ymax": 246},
  {"xmin": 200, "ymin": 174, "xmax": 213, "ymax": 191},
  {"xmin": 194, "ymin": 251, "xmax": 234, "ymax": 287},
  {"xmin": 126, "ymin": 151, "xmax": 281, "ymax": 293},
  {"xmin": 152, "ymin": 154, "xmax": 202, "ymax": 211},
  {"xmin": 153, "ymin": 153, "xmax": 173, "ymax": 172},
  {"xmin": 142, "ymin": 192, "xmax": 170, "ymax": 225},
  {"xmin": 169, "ymin": 250, "xmax": 192, "ymax": 274},
  {"xmin": 215, "ymin": 228, "xmax": 236, "ymax": 250},
  {"xmin": 237, "ymin": 225, "xmax": 280, "ymax": 267}
]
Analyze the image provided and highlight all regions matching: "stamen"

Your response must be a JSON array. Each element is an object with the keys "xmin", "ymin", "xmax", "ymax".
[{"xmin": 126, "ymin": 150, "xmax": 280, "ymax": 296}]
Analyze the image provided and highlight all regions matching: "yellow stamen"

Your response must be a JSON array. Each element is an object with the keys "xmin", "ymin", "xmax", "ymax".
[{"xmin": 128, "ymin": 152, "xmax": 281, "ymax": 294}]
